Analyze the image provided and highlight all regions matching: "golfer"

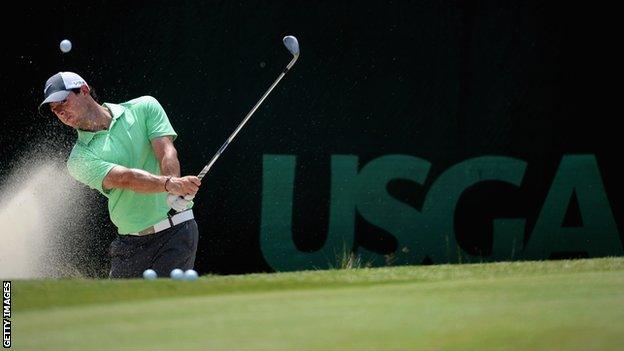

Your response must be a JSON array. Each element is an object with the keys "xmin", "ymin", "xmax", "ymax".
[{"xmin": 39, "ymin": 71, "xmax": 200, "ymax": 278}]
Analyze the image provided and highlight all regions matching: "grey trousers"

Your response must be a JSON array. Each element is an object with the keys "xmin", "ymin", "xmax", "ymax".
[{"xmin": 109, "ymin": 219, "xmax": 199, "ymax": 279}]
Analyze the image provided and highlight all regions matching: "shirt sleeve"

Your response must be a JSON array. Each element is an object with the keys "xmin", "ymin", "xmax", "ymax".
[
  {"xmin": 67, "ymin": 146, "xmax": 118, "ymax": 196},
  {"xmin": 141, "ymin": 96, "xmax": 178, "ymax": 141}
]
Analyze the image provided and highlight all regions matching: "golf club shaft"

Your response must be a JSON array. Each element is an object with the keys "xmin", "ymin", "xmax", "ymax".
[{"xmin": 196, "ymin": 55, "xmax": 298, "ymax": 180}]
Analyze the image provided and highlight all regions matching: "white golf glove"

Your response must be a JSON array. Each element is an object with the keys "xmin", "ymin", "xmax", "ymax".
[{"xmin": 167, "ymin": 194, "xmax": 194, "ymax": 212}]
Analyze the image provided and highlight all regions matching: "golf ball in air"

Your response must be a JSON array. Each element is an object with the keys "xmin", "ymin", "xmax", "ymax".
[
  {"xmin": 60, "ymin": 39, "xmax": 72, "ymax": 53},
  {"xmin": 170, "ymin": 268, "xmax": 184, "ymax": 280},
  {"xmin": 143, "ymin": 269, "xmax": 157, "ymax": 280},
  {"xmin": 184, "ymin": 269, "xmax": 198, "ymax": 281}
]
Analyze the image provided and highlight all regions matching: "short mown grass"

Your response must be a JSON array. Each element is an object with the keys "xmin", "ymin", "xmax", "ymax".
[{"xmin": 11, "ymin": 257, "xmax": 624, "ymax": 351}]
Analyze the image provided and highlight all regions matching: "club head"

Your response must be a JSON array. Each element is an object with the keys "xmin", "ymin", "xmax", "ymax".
[{"xmin": 283, "ymin": 35, "xmax": 300, "ymax": 56}]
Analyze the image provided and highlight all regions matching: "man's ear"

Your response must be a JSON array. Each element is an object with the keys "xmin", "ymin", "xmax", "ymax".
[{"xmin": 80, "ymin": 84, "xmax": 90, "ymax": 95}]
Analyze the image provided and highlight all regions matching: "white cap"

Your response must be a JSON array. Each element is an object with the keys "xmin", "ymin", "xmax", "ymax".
[{"xmin": 39, "ymin": 72, "xmax": 89, "ymax": 108}]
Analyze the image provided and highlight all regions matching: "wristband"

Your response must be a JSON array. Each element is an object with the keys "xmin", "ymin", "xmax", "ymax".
[{"xmin": 164, "ymin": 176, "xmax": 172, "ymax": 192}]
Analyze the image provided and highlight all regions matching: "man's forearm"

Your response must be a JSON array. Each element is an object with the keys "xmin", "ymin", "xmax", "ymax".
[
  {"xmin": 117, "ymin": 167, "xmax": 168, "ymax": 193},
  {"xmin": 159, "ymin": 150, "xmax": 181, "ymax": 177},
  {"xmin": 103, "ymin": 164, "xmax": 200, "ymax": 195}
]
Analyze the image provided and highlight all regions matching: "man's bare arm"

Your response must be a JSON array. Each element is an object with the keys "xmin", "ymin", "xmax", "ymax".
[
  {"xmin": 102, "ymin": 136, "xmax": 201, "ymax": 195},
  {"xmin": 103, "ymin": 165, "xmax": 200, "ymax": 196},
  {"xmin": 149, "ymin": 136, "xmax": 201, "ymax": 195},
  {"xmin": 151, "ymin": 136, "xmax": 180, "ymax": 177},
  {"xmin": 103, "ymin": 166, "xmax": 171, "ymax": 193}
]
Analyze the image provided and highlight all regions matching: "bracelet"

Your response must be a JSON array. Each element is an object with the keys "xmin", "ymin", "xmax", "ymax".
[{"xmin": 164, "ymin": 176, "xmax": 172, "ymax": 192}]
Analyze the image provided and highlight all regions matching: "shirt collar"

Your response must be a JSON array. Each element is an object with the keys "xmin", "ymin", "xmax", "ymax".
[{"xmin": 76, "ymin": 103, "xmax": 124, "ymax": 145}]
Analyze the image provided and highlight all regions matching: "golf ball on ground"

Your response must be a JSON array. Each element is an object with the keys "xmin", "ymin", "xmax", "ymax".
[
  {"xmin": 170, "ymin": 268, "xmax": 184, "ymax": 280},
  {"xmin": 143, "ymin": 269, "xmax": 157, "ymax": 280},
  {"xmin": 60, "ymin": 39, "xmax": 72, "ymax": 53},
  {"xmin": 184, "ymin": 269, "xmax": 198, "ymax": 281}
]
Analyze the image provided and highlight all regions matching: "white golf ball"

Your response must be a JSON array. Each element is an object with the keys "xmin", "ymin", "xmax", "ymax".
[
  {"xmin": 184, "ymin": 269, "xmax": 199, "ymax": 281},
  {"xmin": 60, "ymin": 39, "xmax": 72, "ymax": 53},
  {"xmin": 142, "ymin": 269, "xmax": 157, "ymax": 280},
  {"xmin": 170, "ymin": 268, "xmax": 184, "ymax": 280}
]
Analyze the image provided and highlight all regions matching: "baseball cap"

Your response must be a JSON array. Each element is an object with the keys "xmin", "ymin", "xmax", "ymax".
[{"xmin": 39, "ymin": 71, "xmax": 89, "ymax": 109}]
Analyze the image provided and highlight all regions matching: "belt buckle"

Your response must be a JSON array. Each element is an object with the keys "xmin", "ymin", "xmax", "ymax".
[{"xmin": 137, "ymin": 226, "xmax": 155, "ymax": 236}]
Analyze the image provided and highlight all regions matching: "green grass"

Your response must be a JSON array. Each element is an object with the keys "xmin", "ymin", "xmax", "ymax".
[{"xmin": 11, "ymin": 257, "xmax": 624, "ymax": 351}]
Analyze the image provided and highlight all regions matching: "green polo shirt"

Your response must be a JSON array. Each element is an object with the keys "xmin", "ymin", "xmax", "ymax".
[{"xmin": 67, "ymin": 96, "xmax": 181, "ymax": 234}]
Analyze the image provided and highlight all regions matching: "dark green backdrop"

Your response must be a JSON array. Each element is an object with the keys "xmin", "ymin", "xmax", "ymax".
[{"xmin": 2, "ymin": 1, "xmax": 622, "ymax": 276}]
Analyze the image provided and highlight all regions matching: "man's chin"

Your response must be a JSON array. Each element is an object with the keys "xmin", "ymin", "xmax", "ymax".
[{"xmin": 67, "ymin": 122, "xmax": 82, "ymax": 130}]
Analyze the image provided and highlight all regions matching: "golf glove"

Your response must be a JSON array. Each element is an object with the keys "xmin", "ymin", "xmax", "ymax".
[{"xmin": 167, "ymin": 194, "xmax": 194, "ymax": 212}]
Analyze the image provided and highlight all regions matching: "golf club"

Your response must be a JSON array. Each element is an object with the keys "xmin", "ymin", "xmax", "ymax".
[
  {"xmin": 197, "ymin": 35, "xmax": 299, "ymax": 180},
  {"xmin": 169, "ymin": 35, "xmax": 300, "ymax": 212}
]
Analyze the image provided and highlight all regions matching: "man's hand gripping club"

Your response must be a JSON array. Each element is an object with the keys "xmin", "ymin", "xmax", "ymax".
[{"xmin": 165, "ymin": 176, "xmax": 201, "ymax": 212}]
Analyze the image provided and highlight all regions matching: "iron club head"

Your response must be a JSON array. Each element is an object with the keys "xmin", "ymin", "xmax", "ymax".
[{"xmin": 283, "ymin": 35, "xmax": 300, "ymax": 56}]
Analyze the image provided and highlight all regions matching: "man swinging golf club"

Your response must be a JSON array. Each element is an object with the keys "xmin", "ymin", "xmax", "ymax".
[
  {"xmin": 39, "ymin": 71, "xmax": 200, "ymax": 279},
  {"xmin": 37, "ymin": 36, "xmax": 299, "ymax": 278}
]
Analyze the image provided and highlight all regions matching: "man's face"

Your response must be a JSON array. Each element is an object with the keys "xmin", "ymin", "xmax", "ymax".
[{"xmin": 49, "ymin": 88, "xmax": 88, "ymax": 129}]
